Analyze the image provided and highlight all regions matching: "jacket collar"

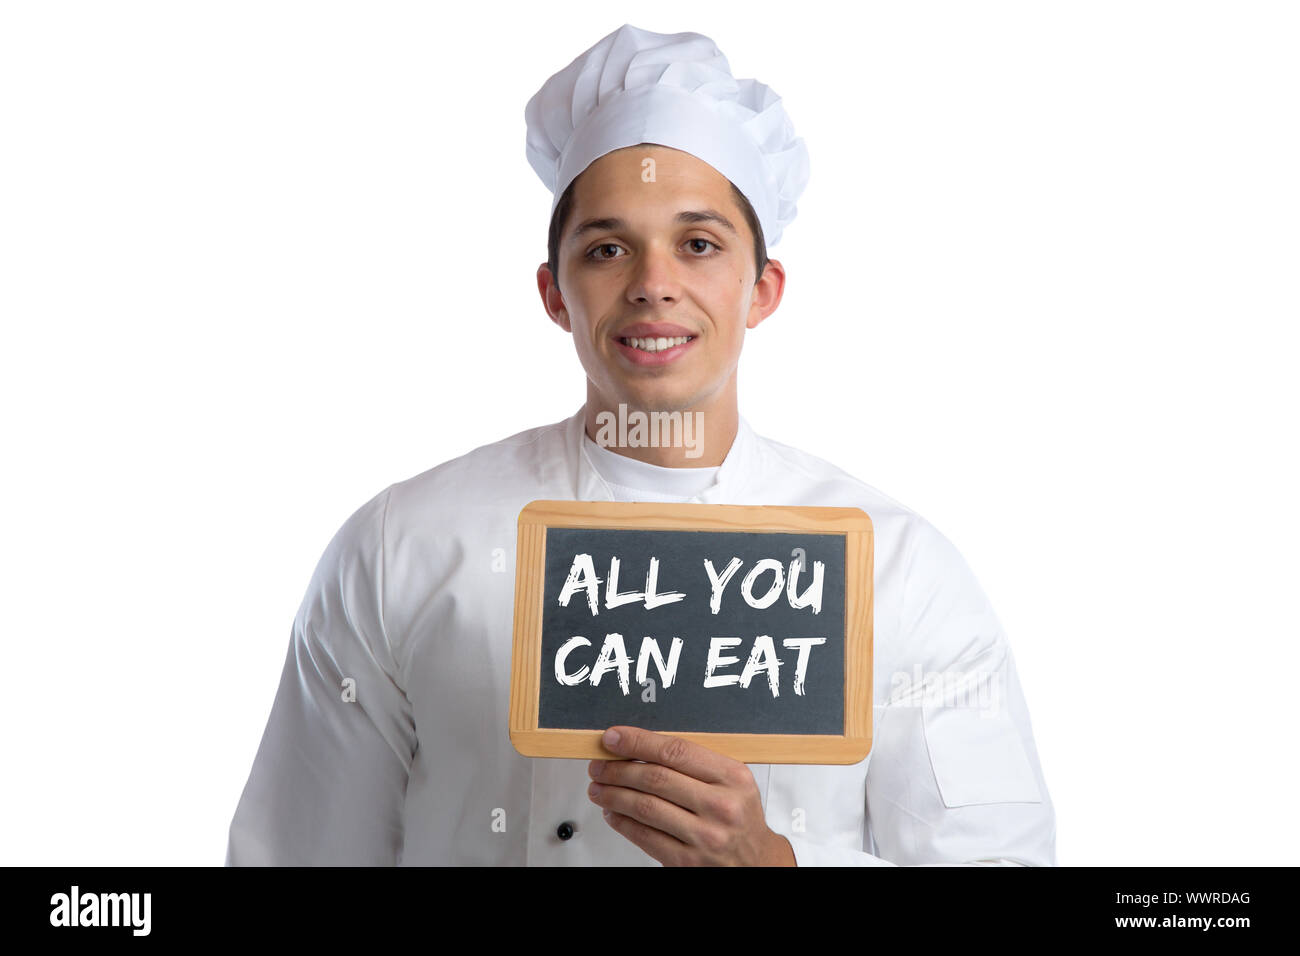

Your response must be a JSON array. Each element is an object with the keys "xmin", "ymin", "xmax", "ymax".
[{"xmin": 566, "ymin": 403, "xmax": 760, "ymax": 503}]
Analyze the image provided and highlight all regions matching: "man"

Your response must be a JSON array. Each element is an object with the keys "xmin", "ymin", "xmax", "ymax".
[{"xmin": 226, "ymin": 23, "xmax": 1055, "ymax": 866}]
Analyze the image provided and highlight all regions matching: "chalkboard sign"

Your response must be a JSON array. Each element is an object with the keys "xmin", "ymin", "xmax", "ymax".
[{"xmin": 509, "ymin": 500, "xmax": 873, "ymax": 764}]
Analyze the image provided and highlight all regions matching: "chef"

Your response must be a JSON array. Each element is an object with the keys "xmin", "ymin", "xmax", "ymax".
[{"xmin": 226, "ymin": 23, "xmax": 1056, "ymax": 866}]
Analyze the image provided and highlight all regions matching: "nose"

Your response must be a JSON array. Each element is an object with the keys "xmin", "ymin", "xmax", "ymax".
[{"xmin": 627, "ymin": 242, "xmax": 681, "ymax": 305}]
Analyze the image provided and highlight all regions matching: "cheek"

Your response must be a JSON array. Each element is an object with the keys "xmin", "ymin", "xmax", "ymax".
[
  {"xmin": 567, "ymin": 279, "xmax": 619, "ymax": 324},
  {"xmin": 699, "ymin": 272, "xmax": 750, "ymax": 321},
  {"xmin": 570, "ymin": 317, "xmax": 597, "ymax": 346},
  {"xmin": 701, "ymin": 294, "xmax": 751, "ymax": 340}
]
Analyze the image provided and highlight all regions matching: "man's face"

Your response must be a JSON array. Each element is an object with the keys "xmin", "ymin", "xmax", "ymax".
[{"xmin": 539, "ymin": 144, "xmax": 783, "ymax": 415}]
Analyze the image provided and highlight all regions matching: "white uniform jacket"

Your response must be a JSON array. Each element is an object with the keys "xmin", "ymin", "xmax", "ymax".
[{"xmin": 226, "ymin": 406, "xmax": 1056, "ymax": 866}]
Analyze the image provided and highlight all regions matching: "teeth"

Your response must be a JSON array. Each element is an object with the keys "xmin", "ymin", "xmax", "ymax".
[{"xmin": 620, "ymin": 335, "xmax": 693, "ymax": 352}]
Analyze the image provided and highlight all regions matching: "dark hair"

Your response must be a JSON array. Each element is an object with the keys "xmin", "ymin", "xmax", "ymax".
[{"xmin": 546, "ymin": 172, "xmax": 769, "ymax": 294}]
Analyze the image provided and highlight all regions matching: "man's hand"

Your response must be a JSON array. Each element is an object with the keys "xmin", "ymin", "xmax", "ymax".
[{"xmin": 586, "ymin": 725, "xmax": 797, "ymax": 866}]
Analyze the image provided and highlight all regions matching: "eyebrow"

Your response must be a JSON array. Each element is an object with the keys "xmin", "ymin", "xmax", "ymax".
[{"xmin": 568, "ymin": 209, "xmax": 739, "ymax": 242}]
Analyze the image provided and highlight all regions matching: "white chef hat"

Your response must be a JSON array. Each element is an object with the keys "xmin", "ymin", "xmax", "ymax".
[{"xmin": 524, "ymin": 23, "xmax": 810, "ymax": 248}]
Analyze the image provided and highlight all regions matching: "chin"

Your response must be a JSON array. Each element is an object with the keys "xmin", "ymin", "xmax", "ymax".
[{"xmin": 616, "ymin": 387, "xmax": 707, "ymax": 415}]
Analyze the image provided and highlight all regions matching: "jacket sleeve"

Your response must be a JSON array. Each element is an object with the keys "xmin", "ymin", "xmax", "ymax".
[
  {"xmin": 783, "ymin": 517, "xmax": 1056, "ymax": 867},
  {"xmin": 225, "ymin": 486, "xmax": 417, "ymax": 865}
]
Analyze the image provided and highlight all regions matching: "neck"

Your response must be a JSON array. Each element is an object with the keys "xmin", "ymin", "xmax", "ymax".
[{"xmin": 583, "ymin": 382, "xmax": 739, "ymax": 468}]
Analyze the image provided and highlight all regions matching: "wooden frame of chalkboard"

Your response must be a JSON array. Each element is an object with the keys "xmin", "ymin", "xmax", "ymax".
[{"xmin": 509, "ymin": 500, "xmax": 873, "ymax": 764}]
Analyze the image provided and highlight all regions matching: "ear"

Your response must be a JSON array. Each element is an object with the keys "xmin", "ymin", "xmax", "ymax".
[
  {"xmin": 745, "ymin": 258, "xmax": 786, "ymax": 331},
  {"xmin": 537, "ymin": 262, "xmax": 571, "ymax": 332}
]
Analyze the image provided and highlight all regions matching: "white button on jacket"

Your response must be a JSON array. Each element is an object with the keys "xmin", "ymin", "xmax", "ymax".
[{"xmin": 226, "ymin": 406, "xmax": 1056, "ymax": 866}]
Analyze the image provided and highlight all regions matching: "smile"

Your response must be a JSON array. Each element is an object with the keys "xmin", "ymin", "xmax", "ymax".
[
  {"xmin": 613, "ymin": 335, "xmax": 697, "ymax": 367},
  {"xmin": 618, "ymin": 335, "xmax": 694, "ymax": 353}
]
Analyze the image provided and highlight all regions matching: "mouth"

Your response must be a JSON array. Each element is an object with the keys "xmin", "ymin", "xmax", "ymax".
[
  {"xmin": 613, "ymin": 334, "xmax": 697, "ymax": 366},
  {"xmin": 617, "ymin": 334, "xmax": 695, "ymax": 353}
]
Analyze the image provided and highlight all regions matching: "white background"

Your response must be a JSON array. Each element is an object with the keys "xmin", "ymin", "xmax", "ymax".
[{"xmin": 2, "ymin": 0, "xmax": 1296, "ymax": 866}]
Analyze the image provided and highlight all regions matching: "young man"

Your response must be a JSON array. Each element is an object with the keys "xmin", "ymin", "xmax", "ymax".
[{"xmin": 226, "ymin": 23, "xmax": 1055, "ymax": 866}]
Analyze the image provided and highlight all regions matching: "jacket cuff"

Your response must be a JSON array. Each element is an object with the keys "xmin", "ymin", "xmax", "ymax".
[{"xmin": 784, "ymin": 833, "xmax": 899, "ymax": 867}]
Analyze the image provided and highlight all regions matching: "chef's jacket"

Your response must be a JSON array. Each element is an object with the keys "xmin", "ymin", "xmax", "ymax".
[{"xmin": 225, "ymin": 405, "xmax": 1056, "ymax": 866}]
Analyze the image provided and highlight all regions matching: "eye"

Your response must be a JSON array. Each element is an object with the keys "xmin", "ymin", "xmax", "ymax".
[
  {"xmin": 685, "ymin": 238, "xmax": 721, "ymax": 256},
  {"xmin": 586, "ymin": 242, "xmax": 625, "ymax": 260},
  {"xmin": 584, "ymin": 238, "xmax": 722, "ymax": 261}
]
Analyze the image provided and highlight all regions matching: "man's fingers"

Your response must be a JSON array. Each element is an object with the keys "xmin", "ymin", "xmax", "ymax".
[
  {"xmin": 598, "ymin": 808, "xmax": 690, "ymax": 866},
  {"xmin": 588, "ymin": 757, "xmax": 710, "ymax": 813},
  {"xmin": 602, "ymin": 726, "xmax": 733, "ymax": 785},
  {"xmin": 588, "ymin": 780, "xmax": 698, "ymax": 845}
]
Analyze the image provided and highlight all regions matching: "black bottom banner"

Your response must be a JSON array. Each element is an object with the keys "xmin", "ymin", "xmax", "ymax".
[{"xmin": 8, "ymin": 865, "xmax": 1278, "ymax": 942}]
